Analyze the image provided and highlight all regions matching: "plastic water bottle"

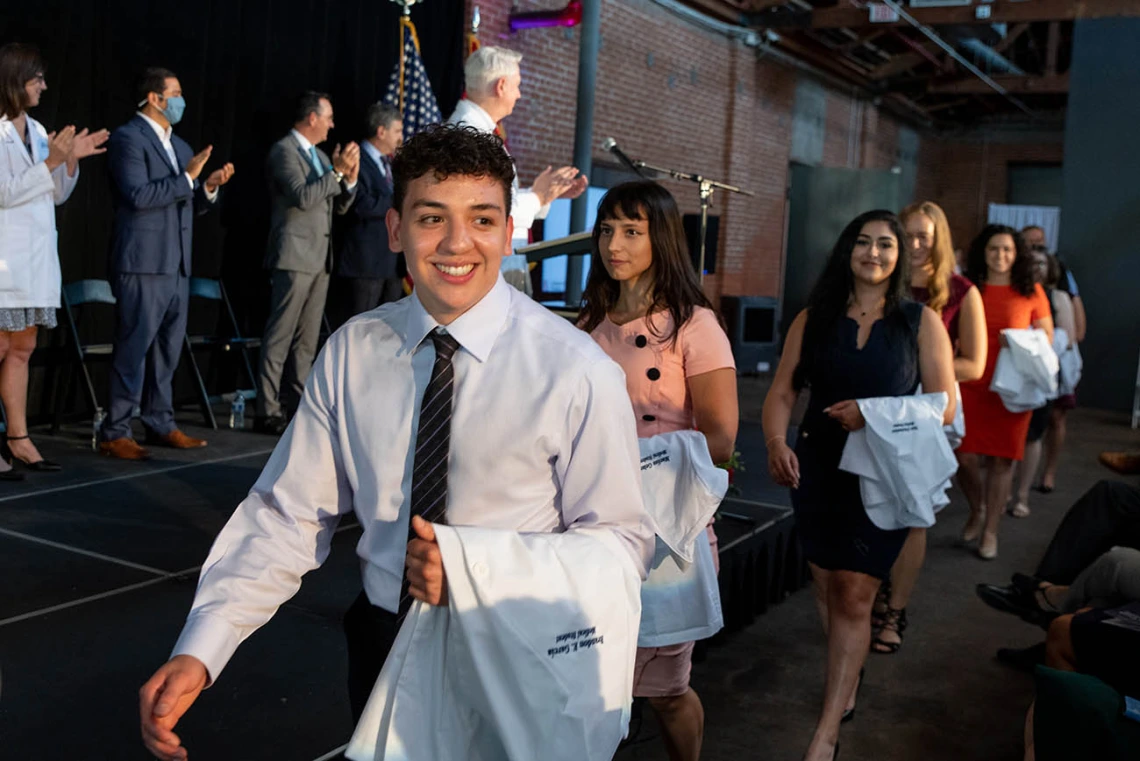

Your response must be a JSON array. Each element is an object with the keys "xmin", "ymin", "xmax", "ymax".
[
  {"xmin": 92, "ymin": 408, "xmax": 106, "ymax": 451},
  {"xmin": 229, "ymin": 394, "xmax": 246, "ymax": 430}
]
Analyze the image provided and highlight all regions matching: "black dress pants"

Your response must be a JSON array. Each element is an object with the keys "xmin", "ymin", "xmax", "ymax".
[
  {"xmin": 342, "ymin": 591, "xmax": 401, "ymax": 722},
  {"xmin": 1035, "ymin": 480, "xmax": 1140, "ymax": 584}
]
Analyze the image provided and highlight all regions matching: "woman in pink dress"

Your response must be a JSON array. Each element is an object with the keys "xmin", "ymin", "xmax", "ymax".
[{"xmin": 580, "ymin": 181, "xmax": 738, "ymax": 761}]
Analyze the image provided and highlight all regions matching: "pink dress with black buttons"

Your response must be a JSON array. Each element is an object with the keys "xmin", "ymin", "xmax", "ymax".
[{"xmin": 590, "ymin": 306, "xmax": 735, "ymax": 696}]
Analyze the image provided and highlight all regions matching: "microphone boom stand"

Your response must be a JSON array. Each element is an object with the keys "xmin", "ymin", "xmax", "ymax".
[{"xmin": 634, "ymin": 160, "xmax": 754, "ymax": 283}]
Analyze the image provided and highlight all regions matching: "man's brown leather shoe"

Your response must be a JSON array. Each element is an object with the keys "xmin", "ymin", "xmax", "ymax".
[
  {"xmin": 99, "ymin": 437, "xmax": 152, "ymax": 461},
  {"xmin": 146, "ymin": 429, "xmax": 208, "ymax": 449}
]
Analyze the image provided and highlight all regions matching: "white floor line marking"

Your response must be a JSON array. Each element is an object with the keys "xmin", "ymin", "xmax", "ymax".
[
  {"xmin": 0, "ymin": 448, "xmax": 276, "ymax": 504},
  {"xmin": 0, "ymin": 526, "xmax": 171, "ymax": 575},
  {"xmin": 0, "ymin": 566, "xmax": 201, "ymax": 627},
  {"xmin": 312, "ymin": 744, "xmax": 349, "ymax": 761}
]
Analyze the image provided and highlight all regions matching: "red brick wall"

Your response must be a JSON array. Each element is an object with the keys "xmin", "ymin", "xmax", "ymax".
[
  {"xmin": 464, "ymin": 0, "xmax": 927, "ymax": 302},
  {"xmin": 916, "ymin": 137, "xmax": 1065, "ymax": 252}
]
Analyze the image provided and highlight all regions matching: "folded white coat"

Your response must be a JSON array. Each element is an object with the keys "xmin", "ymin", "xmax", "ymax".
[
  {"xmin": 990, "ymin": 328, "xmax": 1059, "ymax": 412},
  {"xmin": 919, "ymin": 382, "xmax": 965, "ymax": 449},
  {"xmin": 636, "ymin": 431, "xmax": 728, "ymax": 647},
  {"xmin": 1053, "ymin": 327, "xmax": 1082, "ymax": 396},
  {"xmin": 839, "ymin": 393, "xmax": 958, "ymax": 531},
  {"xmin": 345, "ymin": 525, "xmax": 642, "ymax": 761}
]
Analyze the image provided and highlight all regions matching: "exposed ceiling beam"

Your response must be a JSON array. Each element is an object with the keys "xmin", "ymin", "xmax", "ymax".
[
  {"xmin": 868, "ymin": 42, "xmax": 941, "ymax": 79},
  {"xmin": 929, "ymin": 73, "xmax": 1070, "ymax": 94},
  {"xmin": 994, "ymin": 23, "xmax": 1031, "ymax": 54},
  {"xmin": 766, "ymin": 0, "xmax": 1140, "ymax": 30},
  {"xmin": 677, "ymin": 0, "xmax": 744, "ymax": 24},
  {"xmin": 1046, "ymin": 21, "xmax": 1062, "ymax": 74}
]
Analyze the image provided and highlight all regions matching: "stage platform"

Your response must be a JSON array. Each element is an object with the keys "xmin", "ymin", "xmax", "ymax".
[{"xmin": 0, "ymin": 414, "xmax": 796, "ymax": 760}]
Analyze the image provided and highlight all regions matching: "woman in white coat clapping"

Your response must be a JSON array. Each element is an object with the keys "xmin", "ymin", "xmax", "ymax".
[{"xmin": 0, "ymin": 43, "xmax": 107, "ymax": 473}]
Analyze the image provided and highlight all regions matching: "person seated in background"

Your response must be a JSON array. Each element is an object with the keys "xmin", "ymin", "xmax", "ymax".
[
  {"xmin": 974, "ymin": 479, "xmax": 1140, "ymax": 668},
  {"xmin": 329, "ymin": 102, "xmax": 404, "ymax": 330}
]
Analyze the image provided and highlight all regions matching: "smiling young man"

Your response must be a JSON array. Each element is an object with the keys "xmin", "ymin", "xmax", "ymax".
[{"xmin": 139, "ymin": 124, "xmax": 653, "ymax": 761}]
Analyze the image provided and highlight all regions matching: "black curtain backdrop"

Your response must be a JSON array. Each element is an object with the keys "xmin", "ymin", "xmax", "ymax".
[{"xmin": 2, "ymin": 0, "xmax": 465, "ymax": 419}]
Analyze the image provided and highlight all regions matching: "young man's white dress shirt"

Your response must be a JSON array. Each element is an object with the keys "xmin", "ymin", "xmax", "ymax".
[{"xmin": 172, "ymin": 275, "xmax": 654, "ymax": 681}]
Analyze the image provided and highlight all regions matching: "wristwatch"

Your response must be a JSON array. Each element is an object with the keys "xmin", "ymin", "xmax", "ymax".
[{"xmin": 333, "ymin": 169, "xmax": 346, "ymax": 183}]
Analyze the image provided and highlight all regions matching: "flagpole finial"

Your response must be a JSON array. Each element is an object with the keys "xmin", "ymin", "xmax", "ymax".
[
  {"xmin": 390, "ymin": 0, "xmax": 423, "ymax": 17},
  {"xmin": 472, "ymin": 6, "xmax": 481, "ymax": 34}
]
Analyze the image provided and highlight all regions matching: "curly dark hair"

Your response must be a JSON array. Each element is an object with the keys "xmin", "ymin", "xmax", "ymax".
[
  {"xmin": 964, "ymin": 224, "xmax": 1035, "ymax": 297},
  {"xmin": 390, "ymin": 124, "xmax": 515, "ymax": 217},
  {"xmin": 793, "ymin": 209, "xmax": 911, "ymax": 391},
  {"xmin": 577, "ymin": 181, "xmax": 716, "ymax": 346}
]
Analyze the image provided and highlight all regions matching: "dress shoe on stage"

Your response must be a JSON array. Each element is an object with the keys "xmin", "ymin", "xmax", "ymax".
[
  {"xmin": 99, "ymin": 437, "xmax": 152, "ymax": 461},
  {"xmin": 975, "ymin": 583, "xmax": 1060, "ymax": 629},
  {"xmin": 257, "ymin": 415, "xmax": 289, "ymax": 436},
  {"xmin": 145, "ymin": 429, "xmax": 207, "ymax": 449}
]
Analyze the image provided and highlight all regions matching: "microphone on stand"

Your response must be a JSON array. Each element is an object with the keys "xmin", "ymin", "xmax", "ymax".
[{"xmin": 601, "ymin": 137, "xmax": 645, "ymax": 177}]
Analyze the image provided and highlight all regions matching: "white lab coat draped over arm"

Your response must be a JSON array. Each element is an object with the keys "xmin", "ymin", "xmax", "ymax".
[
  {"xmin": 171, "ymin": 339, "xmax": 354, "ymax": 681},
  {"xmin": 556, "ymin": 359, "xmax": 655, "ymax": 578}
]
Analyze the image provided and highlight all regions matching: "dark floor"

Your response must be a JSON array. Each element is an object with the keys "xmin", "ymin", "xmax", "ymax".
[{"xmin": 0, "ymin": 394, "xmax": 1137, "ymax": 760}]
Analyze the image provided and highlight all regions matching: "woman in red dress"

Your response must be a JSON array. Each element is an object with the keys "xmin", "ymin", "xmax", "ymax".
[{"xmin": 958, "ymin": 225, "xmax": 1053, "ymax": 560}]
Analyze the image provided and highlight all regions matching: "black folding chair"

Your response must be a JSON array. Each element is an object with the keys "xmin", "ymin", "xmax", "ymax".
[
  {"xmin": 50, "ymin": 279, "xmax": 116, "ymax": 433},
  {"xmin": 181, "ymin": 277, "xmax": 261, "ymax": 429}
]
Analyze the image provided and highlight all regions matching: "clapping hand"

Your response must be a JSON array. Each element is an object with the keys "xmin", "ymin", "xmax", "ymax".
[
  {"xmin": 185, "ymin": 145, "xmax": 213, "ymax": 181},
  {"xmin": 45, "ymin": 125, "xmax": 76, "ymax": 170},
  {"xmin": 68, "ymin": 128, "xmax": 109, "ymax": 161},
  {"xmin": 204, "ymin": 163, "xmax": 235, "ymax": 193},
  {"xmin": 332, "ymin": 141, "xmax": 360, "ymax": 177},
  {"xmin": 556, "ymin": 169, "xmax": 588, "ymax": 201},
  {"xmin": 532, "ymin": 165, "xmax": 582, "ymax": 206}
]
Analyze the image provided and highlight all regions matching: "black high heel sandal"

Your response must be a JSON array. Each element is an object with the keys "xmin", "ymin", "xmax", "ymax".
[
  {"xmin": 2, "ymin": 435, "xmax": 62, "ymax": 472},
  {"xmin": 871, "ymin": 607, "xmax": 907, "ymax": 654},
  {"xmin": 841, "ymin": 668, "xmax": 865, "ymax": 723}
]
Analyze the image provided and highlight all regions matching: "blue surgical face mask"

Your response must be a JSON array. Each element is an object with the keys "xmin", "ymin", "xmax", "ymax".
[{"xmin": 161, "ymin": 96, "xmax": 186, "ymax": 126}]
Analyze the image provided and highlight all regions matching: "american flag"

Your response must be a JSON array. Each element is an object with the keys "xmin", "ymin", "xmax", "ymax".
[{"xmin": 384, "ymin": 17, "xmax": 441, "ymax": 137}]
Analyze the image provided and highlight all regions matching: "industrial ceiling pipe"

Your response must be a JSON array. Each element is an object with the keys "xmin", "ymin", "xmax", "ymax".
[{"xmin": 509, "ymin": 1, "xmax": 583, "ymax": 31}]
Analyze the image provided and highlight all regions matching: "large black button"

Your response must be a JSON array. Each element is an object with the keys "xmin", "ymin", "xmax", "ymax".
[
  {"xmin": 646, "ymin": 368, "xmax": 661, "ymax": 381},
  {"xmin": 635, "ymin": 334, "xmax": 648, "ymax": 348},
  {"xmin": 642, "ymin": 414, "xmax": 656, "ymax": 422}
]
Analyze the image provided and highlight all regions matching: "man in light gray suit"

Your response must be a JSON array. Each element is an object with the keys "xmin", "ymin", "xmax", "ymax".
[{"xmin": 258, "ymin": 91, "xmax": 359, "ymax": 434}]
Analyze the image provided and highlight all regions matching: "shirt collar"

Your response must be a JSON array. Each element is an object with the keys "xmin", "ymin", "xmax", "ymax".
[
  {"xmin": 137, "ymin": 112, "xmax": 173, "ymax": 144},
  {"xmin": 402, "ymin": 275, "xmax": 512, "ymax": 363},
  {"xmin": 361, "ymin": 140, "xmax": 385, "ymax": 171},
  {"xmin": 290, "ymin": 128, "xmax": 314, "ymax": 153},
  {"xmin": 452, "ymin": 99, "xmax": 497, "ymax": 134}
]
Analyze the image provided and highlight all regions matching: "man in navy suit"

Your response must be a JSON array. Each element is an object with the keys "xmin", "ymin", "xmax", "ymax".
[
  {"xmin": 100, "ymin": 67, "xmax": 235, "ymax": 460},
  {"xmin": 329, "ymin": 103, "xmax": 404, "ymax": 328}
]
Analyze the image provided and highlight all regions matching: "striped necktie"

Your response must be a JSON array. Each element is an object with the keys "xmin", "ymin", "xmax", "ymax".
[{"xmin": 399, "ymin": 329, "xmax": 460, "ymax": 615}]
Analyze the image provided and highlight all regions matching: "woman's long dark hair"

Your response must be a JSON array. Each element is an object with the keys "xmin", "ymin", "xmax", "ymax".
[
  {"xmin": 964, "ymin": 224, "xmax": 1035, "ymax": 297},
  {"xmin": 0, "ymin": 43, "xmax": 44, "ymax": 119},
  {"xmin": 577, "ymin": 181, "xmax": 714, "ymax": 345},
  {"xmin": 793, "ymin": 209, "xmax": 911, "ymax": 391}
]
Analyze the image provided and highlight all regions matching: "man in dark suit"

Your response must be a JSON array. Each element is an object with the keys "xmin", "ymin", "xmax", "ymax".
[
  {"xmin": 257, "ymin": 92, "xmax": 358, "ymax": 435},
  {"xmin": 329, "ymin": 103, "xmax": 404, "ymax": 329},
  {"xmin": 101, "ymin": 67, "xmax": 234, "ymax": 461}
]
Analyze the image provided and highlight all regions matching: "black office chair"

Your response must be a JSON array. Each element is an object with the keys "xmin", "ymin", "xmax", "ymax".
[{"xmin": 181, "ymin": 277, "xmax": 261, "ymax": 429}]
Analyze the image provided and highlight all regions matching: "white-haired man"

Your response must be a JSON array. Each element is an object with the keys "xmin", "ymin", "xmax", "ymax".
[{"xmin": 448, "ymin": 46, "xmax": 587, "ymax": 293}]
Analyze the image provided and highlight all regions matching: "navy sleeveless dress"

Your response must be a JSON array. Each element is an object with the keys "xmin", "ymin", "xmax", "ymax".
[{"xmin": 791, "ymin": 301, "xmax": 923, "ymax": 579}]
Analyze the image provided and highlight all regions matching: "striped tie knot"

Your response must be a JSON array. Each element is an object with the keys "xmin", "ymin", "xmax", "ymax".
[{"xmin": 429, "ymin": 330, "xmax": 460, "ymax": 361}]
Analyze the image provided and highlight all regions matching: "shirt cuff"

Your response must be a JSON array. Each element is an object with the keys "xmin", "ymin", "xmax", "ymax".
[
  {"xmin": 184, "ymin": 172, "xmax": 195, "ymax": 192},
  {"xmin": 204, "ymin": 184, "xmax": 219, "ymax": 202},
  {"xmin": 344, "ymin": 179, "xmax": 358, "ymax": 191},
  {"xmin": 171, "ymin": 612, "xmax": 243, "ymax": 686}
]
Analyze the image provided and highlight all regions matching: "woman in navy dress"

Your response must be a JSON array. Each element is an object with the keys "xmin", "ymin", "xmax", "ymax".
[{"xmin": 763, "ymin": 210, "xmax": 955, "ymax": 761}]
